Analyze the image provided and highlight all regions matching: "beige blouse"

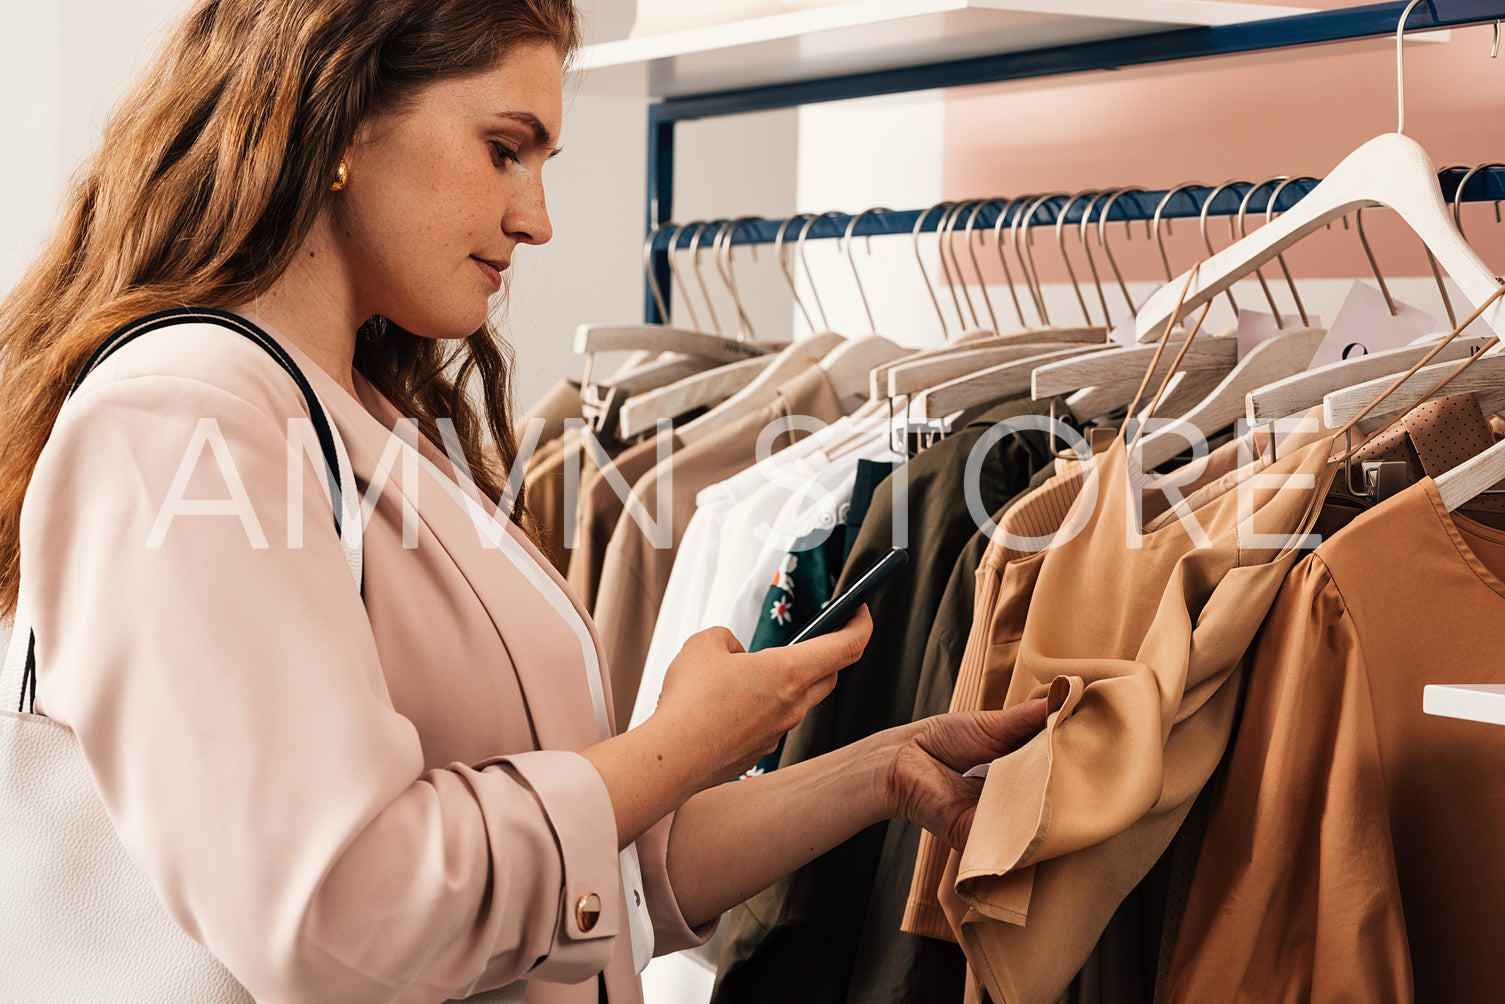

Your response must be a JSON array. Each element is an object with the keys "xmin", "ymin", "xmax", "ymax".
[
  {"xmin": 906, "ymin": 430, "xmax": 1337, "ymax": 1004},
  {"xmin": 20, "ymin": 318, "xmax": 707, "ymax": 1003}
]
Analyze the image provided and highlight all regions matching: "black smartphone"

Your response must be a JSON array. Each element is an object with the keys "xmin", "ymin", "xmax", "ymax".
[{"xmin": 788, "ymin": 547, "xmax": 908, "ymax": 645}]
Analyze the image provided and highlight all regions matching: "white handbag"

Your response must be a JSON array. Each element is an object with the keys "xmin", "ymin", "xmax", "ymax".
[{"xmin": 0, "ymin": 309, "xmax": 362, "ymax": 1002}]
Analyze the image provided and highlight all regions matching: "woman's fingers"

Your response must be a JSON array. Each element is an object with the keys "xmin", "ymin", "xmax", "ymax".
[
  {"xmin": 654, "ymin": 608, "xmax": 872, "ymax": 789},
  {"xmin": 684, "ymin": 624, "xmax": 746, "ymax": 657},
  {"xmin": 767, "ymin": 603, "xmax": 872, "ymax": 683},
  {"xmin": 918, "ymin": 699, "xmax": 1051, "ymax": 773},
  {"xmin": 977, "ymin": 698, "xmax": 1050, "ymax": 749}
]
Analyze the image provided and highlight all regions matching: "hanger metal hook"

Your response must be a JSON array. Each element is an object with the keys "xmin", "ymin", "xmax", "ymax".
[
  {"xmin": 1353, "ymin": 207, "xmax": 1399, "ymax": 316},
  {"xmin": 913, "ymin": 202, "xmax": 955, "ymax": 339},
  {"xmin": 773, "ymin": 214, "xmax": 817, "ymax": 332},
  {"xmin": 843, "ymin": 207, "xmax": 894, "ymax": 335},
  {"xmin": 953, "ymin": 199, "xmax": 995, "ymax": 331},
  {"xmin": 1097, "ymin": 187, "xmax": 1146, "ymax": 320},
  {"xmin": 1197, "ymin": 180, "xmax": 1248, "ymax": 318},
  {"xmin": 688, "ymin": 220, "xmax": 727, "ymax": 334},
  {"xmin": 1054, "ymin": 190, "xmax": 1100, "ymax": 326},
  {"xmin": 642, "ymin": 222, "xmax": 676, "ymax": 324},
  {"xmin": 798, "ymin": 211, "xmax": 846, "ymax": 333},
  {"xmin": 663, "ymin": 222, "xmax": 704, "ymax": 331},
  {"xmin": 716, "ymin": 216, "xmax": 763, "ymax": 341},
  {"xmin": 1004, "ymin": 195, "xmax": 1040, "ymax": 326},
  {"xmin": 1451, "ymin": 162, "xmax": 1505, "ymax": 237},
  {"xmin": 1014, "ymin": 193, "xmax": 1060, "ymax": 327},
  {"xmin": 1076, "ymin": 190, "xmax": 1114, "ymax": 328},
  {"xmin": 961, "ymin": 200, "xmax": 1001, "ymax": 334},
  {"xmin": 990, "ymin": 196, "xmax": 1029, "ymax": 329},
  {"xmin": 1263, "ymin": 176, "xmax": 1314, "ymax": 326},
  {"xmin": 678, "ymin": 221, "xmax": 718, "ymax": 332},
  {"xmin": 1235, "ymin": 178, "xmax": 1288, "ymax": 324},
  {"xmin": 937, "ymin": 201, "xmax": 977, "ymax": 330},
  {"xmin": 1151, "ymin": 182, "xmax": 1205, "ymax": 282},
  {"xmin": 1426, "ymin": 245, "xmax": 1460, "ymax": 328},
  {"xmin": 1396, "ymin": 0, "xmax": 1430, "ymax": 135},
  {"xmin": 1438, "ymin": 163, "xmax": 1471, "ymax": 228}
]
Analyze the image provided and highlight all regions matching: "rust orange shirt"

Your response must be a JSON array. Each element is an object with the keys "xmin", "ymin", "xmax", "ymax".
[{"xmin": 1166, "ymin": 479, "xmax": 1505, "ymax": 1003}]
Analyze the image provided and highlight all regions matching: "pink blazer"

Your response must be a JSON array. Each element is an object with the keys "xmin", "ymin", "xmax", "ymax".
[{"xmin": 20, "ymin": 317, "xmax": 707, "ymax": 1003}]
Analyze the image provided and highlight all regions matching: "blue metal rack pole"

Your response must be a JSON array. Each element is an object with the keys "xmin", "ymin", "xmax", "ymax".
[
  {"xmin": 645, "ymin": 105, "xmax": 676, "ymax": 324},
  {"xmin": 642, "ymin": 0, "xmax": 1505, "ymax": 320},
  {"xmin": 645, "ymin": 170, "xmax": 1505, "ymax": 250}
]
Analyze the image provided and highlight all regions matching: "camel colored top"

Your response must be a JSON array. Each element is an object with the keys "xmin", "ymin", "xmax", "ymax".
[
  {"xmin": 906, "ymin": 430, "xmax": 1336, "ymax": 1004},
  {"xmin": 1165, "ymin": 479, "xmax": 1505, "ymax": 1003}
]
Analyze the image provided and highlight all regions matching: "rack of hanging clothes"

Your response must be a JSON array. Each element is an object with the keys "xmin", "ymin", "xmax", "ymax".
[
  {"xmin": 524, "ymin": 5, "xmax": 1505, "ymax": 1003},
  {"xmin": 521, "ymin": 160, "xmax": 1505, "ymax": 1004}
]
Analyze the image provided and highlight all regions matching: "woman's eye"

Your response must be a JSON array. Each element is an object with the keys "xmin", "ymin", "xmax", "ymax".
[{"xmin": 489, "ymin": 141, "xmax": 520, "ymax": 168}]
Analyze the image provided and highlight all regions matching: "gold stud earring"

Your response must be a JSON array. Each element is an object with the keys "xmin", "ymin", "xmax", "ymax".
[{"xmin": 330, "ymin": 160, "xmax": 348, "ymax": 192}]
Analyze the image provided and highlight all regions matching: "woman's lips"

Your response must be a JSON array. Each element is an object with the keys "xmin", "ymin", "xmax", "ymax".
[{"xmin": 472, "ymin": 256, "xmax": 505, "ymax": 291}]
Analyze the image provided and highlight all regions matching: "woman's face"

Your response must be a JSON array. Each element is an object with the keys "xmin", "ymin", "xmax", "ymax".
[{"xmin": 333, "ymin": 41, "xmax": 564, "ymax": 339}]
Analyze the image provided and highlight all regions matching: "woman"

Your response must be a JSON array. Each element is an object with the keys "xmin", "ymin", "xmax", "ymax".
[{"xmin": 0, "ymin": 0, "xmax": 1047, "ymax": 1000}]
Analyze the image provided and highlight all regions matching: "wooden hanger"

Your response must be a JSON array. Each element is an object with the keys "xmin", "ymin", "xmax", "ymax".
[
  {"xmin": 820, "ymin": 336, "xmax": 909, "ymax": 411},
  {"xmin": 584, "ymin": 218, "xmax": 802, "ymax": 434},
  {"xmin": 1247, "ymin": 336, "xmax": 1492, "ymax": 426},
  {"xmin": 1320, "ymin": 345, "xmax": 1505, "ymax": 428},
  {"xmin": 674, "ymin": 331, "xmax": 847, "ymax": 447},
  {"xmin": 1312, "ymin": 283, "xmax": 1505, "ymax": 511},
  {"xmin": 865, "ymin": 328, "xmax": 1107, "ymax": 403},
  {"xmin": 1240, "ymin": 186, "xmax": 1471, "ymax": 427},
  {"xmin": 886, "ymin": 343, "xmax": 1092, "ymax": 399},
  {"xmin": 1133, "ymin": 326, "xmax": 1327, "ymax": 470},
  {"xmin": 864, "ymin": 331, "xmax": 1003, "ymax": 400},
  {"xmin": 1031, "ymin": 333, "xmax": 1237, "ymax": 411},
  {"xmin": 615, "ymin": 354, "xmax": 778, "ymax": 439},
  {"xmin": 869, "ymin": 326, "xmax": 1106, "ymax": 399},
  {"xmin": 602, "ymin": 354, "xmax": 724, "ymax": 396},
  {"xmin": 572, "ymin": 317, "xmax": 778, "ymax": 380},
  {"xmin": 1133, "ymin": 135, "xmax": 1505, "ymax": 341},
  {"xmin": 908, "ymin": 344, "xmax": 1111, "ymax": 423},
  {"xmin": 1435, "ymin": 365, "xmax": 1505, "ymax": 506}
]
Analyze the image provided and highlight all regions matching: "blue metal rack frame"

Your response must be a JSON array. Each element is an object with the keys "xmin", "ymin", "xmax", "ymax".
[{"xmin": 640, "ymin": 0, "xmax": 1505, "ymax": 322}]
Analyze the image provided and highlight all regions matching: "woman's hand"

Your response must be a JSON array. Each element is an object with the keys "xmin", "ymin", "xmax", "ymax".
[
  {"xmin": 649, "ymin": 606, "xmax": 873, "ymax": 791},
  {"xmin": 585, "ymin": 608, "xmax": 871, "ymax": 851},
  {"xmin": 664, "ymin": 695, "xmax": 1048, "ymax": 924},
  {"xmin": 883, "ymin": 700, "xmax": 1050, "ymax": 851}
]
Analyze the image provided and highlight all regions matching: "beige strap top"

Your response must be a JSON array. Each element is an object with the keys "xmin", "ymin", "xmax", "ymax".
[{"xmin": 906, "ymin": 430, "xmax": 1338, "ymax": 1004}]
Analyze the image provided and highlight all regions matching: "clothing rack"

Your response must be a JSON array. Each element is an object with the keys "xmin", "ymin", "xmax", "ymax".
[
  {"xmin": 631, "ymin": 0, "xmax": 1505, "ymax": 323},
  {"xmin": 644, "ymin": 171, "xmax": 1505, "ymax": 252}
]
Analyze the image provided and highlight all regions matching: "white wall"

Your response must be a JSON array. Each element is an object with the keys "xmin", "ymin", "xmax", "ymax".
[
  {"xmin": 793, "ymin": 90, "xmax": 946, "ymax": 346},
  {"xmin": 0, "ymin": 0, "xmax": 183, "ymax": 295}
]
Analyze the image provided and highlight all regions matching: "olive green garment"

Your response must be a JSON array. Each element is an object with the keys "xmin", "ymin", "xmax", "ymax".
[{"xmin": 711, "ymin": 396, "xmax": 1077, "ymax": 1004}]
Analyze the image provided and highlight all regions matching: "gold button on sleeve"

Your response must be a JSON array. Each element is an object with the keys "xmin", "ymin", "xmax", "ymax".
[{"xmin": 575, "ymin": 892, "xmax": 602, "ymax": 932}]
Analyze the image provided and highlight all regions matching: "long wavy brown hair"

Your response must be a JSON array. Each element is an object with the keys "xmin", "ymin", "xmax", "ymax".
[{"xmin": 0, "ymin": 0, "xmax": 581, "ymax": 618}]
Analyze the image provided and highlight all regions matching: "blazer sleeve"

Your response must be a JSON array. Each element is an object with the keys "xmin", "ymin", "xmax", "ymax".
[{"xmin": 21, "ymin": 341, "xmax": 624, "ymax": 1002}]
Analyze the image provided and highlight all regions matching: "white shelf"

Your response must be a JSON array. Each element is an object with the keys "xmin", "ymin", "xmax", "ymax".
[
  {"xmin": 1423, "ymin": 684, "xmax": 1505, "ymax": 727},
  {"xmin": 578, "ymin": 0, "xmax": 1313, "ymax": 99}
]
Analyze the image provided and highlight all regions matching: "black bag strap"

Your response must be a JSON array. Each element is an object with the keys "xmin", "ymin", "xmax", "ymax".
[{"xmin": 17, "ymin": 308, "xmax": 351, "ymax": 713}]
